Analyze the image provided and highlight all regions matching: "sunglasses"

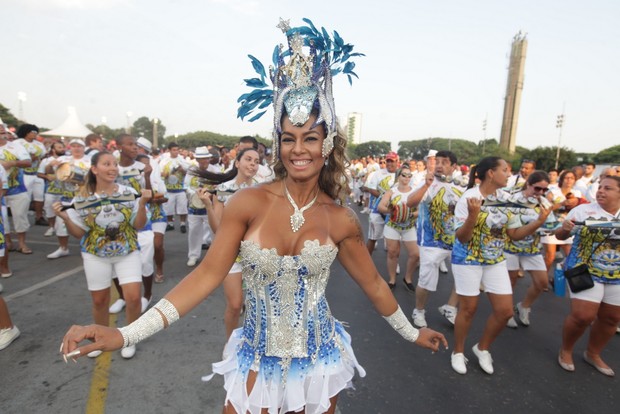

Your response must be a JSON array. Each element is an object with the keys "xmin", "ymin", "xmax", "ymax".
[
  {"xmin": 532, "ymin": 186, "xmax": 549, "ymax": 193},
  {"xmin": 400, "ymin": 173, "xmax": 412, "ymax": 178}
]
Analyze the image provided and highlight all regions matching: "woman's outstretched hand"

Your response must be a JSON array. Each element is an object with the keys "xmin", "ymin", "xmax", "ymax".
[
  {"xmin": 416, "ymin": 327, "xmax": 449, "ymax": 353},
  {"xmin": 60, "ymin": 324, "xmax": 124, "ymax": 362}
]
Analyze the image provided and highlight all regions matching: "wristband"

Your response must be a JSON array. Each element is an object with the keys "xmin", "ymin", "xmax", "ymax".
[
  {"xmin": 118, "ymin": 298, "xmax": 179, "ymax": 348},
  {"xmin": 383, "ymin": 306, "xmax": 419, "ymax": 343}
]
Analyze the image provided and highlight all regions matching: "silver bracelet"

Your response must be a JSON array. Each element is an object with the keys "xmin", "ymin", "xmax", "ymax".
[
  {"xmin": 118, "ymin": 298, "xmax": 180, "ymax": 348},
  {"xmin": 383, "ymin": 306, "xmax": 420, "ymax": 343}
]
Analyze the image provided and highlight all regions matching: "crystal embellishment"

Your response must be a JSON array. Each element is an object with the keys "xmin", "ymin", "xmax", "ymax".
[{"xmin": 285, "ymin": 184, "xmax": 319, "ymax": 232}]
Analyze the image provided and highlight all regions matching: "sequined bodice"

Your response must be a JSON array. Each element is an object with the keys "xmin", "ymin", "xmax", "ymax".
[{"xmin": 239, "ymin": 239, "xmax": 339, "ymax": 360}]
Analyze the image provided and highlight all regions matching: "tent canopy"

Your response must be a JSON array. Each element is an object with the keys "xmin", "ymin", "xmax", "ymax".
[{"xmin": 40, "ymin": 107, "xmax": 92, "ymax": 138}]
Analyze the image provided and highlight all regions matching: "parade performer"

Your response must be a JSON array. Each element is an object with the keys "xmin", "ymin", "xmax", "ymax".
[
  {"xmin": 450, "ymin": 157, "xmax": 550, "ymax": 375},
  {"xmin": 556, "ymin": 176, "xmax": 620, "ymax": 377},
  {"xmin": 60, "ymin": 19, "xmax": 446, "ymax": 414},
  {"xmin": 407, "ymin": 150, "xmax": 466, "ymax": 328},
  {"xmin": 55, "ymin": 151, "xmax": 151, "ymax": 359}
]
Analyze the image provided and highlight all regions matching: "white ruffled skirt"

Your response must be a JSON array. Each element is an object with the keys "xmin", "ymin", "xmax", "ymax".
[{"xmin": 203, "ymin": 322, "xmax": 366, "ymax": 414}]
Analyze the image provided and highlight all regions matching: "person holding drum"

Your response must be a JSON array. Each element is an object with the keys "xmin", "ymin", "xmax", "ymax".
[
  {"xmin": 37, "ymin": 141, "xmax": 66, "ymax": 237},
  {"xmin": 377, "ymin": 163, "xmax": 419, "ymax": 294},
  {"xmin": 194, "ymin": 147, "xmax": 260, "ymax": 340},
  {"xmin": 45, "ymin": 138, "xmax": 90, "ymax": 259},
  {"xmin": 160, "ymin": 142, "xmax": 191, "ymax": 233},
  {"xmin": 184, "ymin": 147, "xmax": 217, "ymax": 267}
]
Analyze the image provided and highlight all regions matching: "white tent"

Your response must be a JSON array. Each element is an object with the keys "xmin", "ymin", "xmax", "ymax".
[{"xmin": 40, "ymin": 107, "xmax": 92, "ymax": 138}]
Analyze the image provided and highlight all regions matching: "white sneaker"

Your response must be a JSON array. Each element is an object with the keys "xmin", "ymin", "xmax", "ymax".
[
  {"xmin": 396, "ymin": 263, "xmax": 400, "ymax": 275},
  {"xmin": 438, "ymin": 304, "xmax": 457, "ymax": 325},
  {"xmin": 87, "ymin": 350, "xmax": 102, "ymax": 358},
  {"xmin": 472, "ymin": 343, "xmax": 494, "ymax": 374},
  {"xmin": 0, "ymin": 326, "xmax": 20, "ymax": 350},
  {"xmin": 616, "ymin": 325, "xmax": 620, "ymax": 334},
  {"xmin": 439, "ymin": 261, "xmax": 448, "ymax": 273},
  {"xmin": 506, "ymin": 317, "xmax": 518, "ymax": 329},
  {"xmin": 47, "ymin": 247, "xmax": 69, "ymax": 259},
  {"xmin": 109, "ymin": 298, "xmax": 126, "ymax": 314},
  {"xmin": 121, "ymin": 345, "xmax": 136, "ymax": 359},
  {"xmin": 451, "ymin": 352, "xmax": 468, "ymax": 374},
  {"xmin": 0, "ymin": 282, "xmax": 3, "ymax": 293},
  {"xmin": 43, "ymin": 227, "xmax": 55, "ymax": 237},
  {"xmin": 187, "ymin": 257, "xmax": 198, "ymax": 267},
  {"xmin": 141, "ymin": 297, "xmax": 152, "ymax": 314},
  {"xmin": 515, "ymin": 302, "xmax": 531, "ymax": 326},
  {"xmin": 412, "ymin": 309, "xmax": 427, "ymax": 328}
]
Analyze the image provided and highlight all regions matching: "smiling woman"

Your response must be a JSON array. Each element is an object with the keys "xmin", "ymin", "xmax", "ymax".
[{"xmin": 60, "ymin": 19, "xmax": 447, "ymax": 414}]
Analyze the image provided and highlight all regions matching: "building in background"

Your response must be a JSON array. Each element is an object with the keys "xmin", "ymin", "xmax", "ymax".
[
  {"xmin": 346, "ymin": 112, "xmax": 363, "ymax": 145},
  {"xmin": 499, "ymin": 32, "xmax": 528, "ymax": 155}
]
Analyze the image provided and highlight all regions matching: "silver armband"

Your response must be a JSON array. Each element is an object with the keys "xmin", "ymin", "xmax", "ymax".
[
  {"xmin": 118, "ymin": 298, "xmax": 180, "ymax": 348},
  {"xmin": 383, "ymin": 306, "xmax": 420, "ymax": 343}
]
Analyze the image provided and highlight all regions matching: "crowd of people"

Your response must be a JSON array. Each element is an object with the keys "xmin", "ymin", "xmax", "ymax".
[{"xmin": 1, "ymin": 18, "xmax": 618, "ymax": 414}]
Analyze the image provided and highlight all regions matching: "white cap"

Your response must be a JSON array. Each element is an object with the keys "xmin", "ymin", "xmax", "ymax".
[
  {"xmin": 136, "ymin": 137, "xmax": 152, "ymax": 152},
  {"xmin": 194, "ymin": 146, "xmax": 212, "ymax": 159},
  {"xmin": 424, "ymin": 149, "xmax": 437, "ymax": 160},
  {"xmin": 69, "ymin": 139, "xmax": 85, "ymax": 146}
]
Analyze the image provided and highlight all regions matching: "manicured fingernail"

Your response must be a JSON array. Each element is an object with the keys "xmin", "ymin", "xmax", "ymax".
[
  {"xmin": 66, "ymin": 350, "xmax": 81, "ymax": 358},
  {"xmin": 59, "ymin": 343, "xmax": 64, "ymax": 353},
  {"xmin": 63, "ymin": 354, "xmax": 68, "ymax": 364}
]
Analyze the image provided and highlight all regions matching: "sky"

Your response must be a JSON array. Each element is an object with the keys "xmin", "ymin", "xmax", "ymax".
[{"xmin": 2, "ymin": 0, "xmax": 619, "ymax": 153}]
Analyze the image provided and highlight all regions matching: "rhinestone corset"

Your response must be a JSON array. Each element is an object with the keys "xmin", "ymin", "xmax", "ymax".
[{"xmin": 239, "ymin": 239, "xmax": 339, "ymax": 360}]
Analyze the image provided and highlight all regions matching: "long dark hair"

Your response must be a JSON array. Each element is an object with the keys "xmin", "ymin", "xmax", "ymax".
[
  {"xmin": 467, "ymin": 156, "xmax": 503, "ymax": 189},
  {"xmin": 190, "ymin": 147, "xmax": 259, "ymax": 186},
  {"xmin": 558, "ymin": 170, "xmax": 576, "ymax": 188},
  {"xmin": 79, "ymin": 151, "xmax": 113, "ymax": 197}
]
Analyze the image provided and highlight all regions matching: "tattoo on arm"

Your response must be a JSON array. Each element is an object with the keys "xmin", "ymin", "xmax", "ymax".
[{"xmin": 346, "ymin": 208, "xmax": 365, "ymax": 246}]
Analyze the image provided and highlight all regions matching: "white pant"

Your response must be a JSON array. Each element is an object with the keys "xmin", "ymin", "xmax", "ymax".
[
  {"xmin": 6, "ymin": 192, "xmax": 31, "ymax": 233},
  {"xmin": 138, "ymin": 230, "xmax": 155, "ymax": 276},
  {"xmin": 187, "ymin": 214, "xmax": 212, "ymax": 260},
  {"xmin": 82, "ymin": 251, "xmax": 142, "ymax": 291},
  {"xmin": 164, "ymin": 192, "xmax": 188, "ymax": 217},
  {"xmin": 44, "ymin": 193, "xmax": 63, "ymax": 219},
  {"xmin": 24, "ymin": 174, "xmax": 45, "ymax": 202}
]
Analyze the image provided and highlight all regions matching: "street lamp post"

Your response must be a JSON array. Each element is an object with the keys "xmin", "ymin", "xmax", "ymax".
[
  {"xmin": 17, "ymin": 92, "xmax": 27, "ymax": 121},
  {"xmin": 482, "ymin": 115, "xmax": 488, "ymax": 155},
  {"xmin": 554, "ymin": 113, "xmax": 565, "ymax": 170},
  {"xmin": 152, "ymin": 118, "xmax": 159, "ymax": 149},
  {"xmin": 126, "ymin": 111, "xmax": 133, "ymax": 134}
]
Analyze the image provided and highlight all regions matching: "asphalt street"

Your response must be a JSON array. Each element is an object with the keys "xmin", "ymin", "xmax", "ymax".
[{"xmin": 0, "ymin": 206, "xmax": 618, "ymax": 414}]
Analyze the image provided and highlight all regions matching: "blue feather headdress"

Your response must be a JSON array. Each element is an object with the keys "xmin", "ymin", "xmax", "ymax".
[{"xmin": 237, "ymin": 18, "xmax": 364, "ymax": 157}]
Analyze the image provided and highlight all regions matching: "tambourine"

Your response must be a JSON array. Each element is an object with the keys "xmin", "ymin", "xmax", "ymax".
[{"xmin": 56, "ymin": 163, "xmax": 87, "ymax": 185}]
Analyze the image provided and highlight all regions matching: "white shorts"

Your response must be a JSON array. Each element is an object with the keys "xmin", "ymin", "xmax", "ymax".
[
  {"xmin": 452, "ymin": 261, "xmax": 512, "ymax": 296},
  {"xmin": 82, "ymin": 251, "xmax": 142, "ymax": 291},
  {"xmin": 24, "ymin": 174, "xmax": 45, "ymax": 202},
  {"xmin": 418, "ymin": 246, "xmax": 452, "ymax": 291},
  {"xmin": 6, "ymin": 192, "xmax": 31, "ymax": 233},
  {"xmin": 541, "ymin": 234, "xmax": 573, "ymax": 245},
  {"xmin": 383, "ymin": 224, "xmax": 417, "ymax": 242},
  {"xmin": 569, "ymin": 281, "xmax": 620, "ymax": 306},
  {"xmin": 164, "ymin": 192, "xmax": 188, "ymax": 217},
  {"xmin": 44, "ymin": 193, "xmax": 63, "ymax": 219},
  {"xmin": 151, "ymin": 221, "xmax": 167, "ymax": 234},
  {"xmin": 138, "ymin": 230, "xmax": 154, "ymax": 276},
  {"xmin": 505, "ymin": 253, "xmax": 546, "ymax": 271},
  {"xmin": 55, "ymin": 216, "xmax": 68, "ymax": 237},
  {"xmin": 367, "ymin": 213, "xmax": 385, "ymax": 241},
  {"xmin": 2, "ymin": 205, "xmax": 10, "ymax": 234}
]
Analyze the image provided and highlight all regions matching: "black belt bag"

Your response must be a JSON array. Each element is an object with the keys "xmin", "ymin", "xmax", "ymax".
[{"xmin": 564, "ymin": 263, "xmax": 594, "ymax": 293}]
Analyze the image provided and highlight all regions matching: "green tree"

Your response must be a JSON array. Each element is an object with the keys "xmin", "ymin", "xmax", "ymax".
[
  {"xmin": 0, "ymin": 103, "xmax": 20, "ymax": 126},
  {"xmin": 132, "ymin": 117, "xmax": 166, "ymax": 143},
  {"xmin": 353, "ymin": 141, "xmax": 391, "ymax": 159},
  {"xmin": 166, "ymin": 131, "xmax": 271, "ymax": 150},
  {"xmin": 85, "ymin": 124, "xmax": 126, "ymax": 141},
  {"xmin": 521, "ymin": 146, "xmax": 577, "ymax": 171},
  {"xmin": 593, "ymin": 145, "xmax": 620, "ymax": 164}
]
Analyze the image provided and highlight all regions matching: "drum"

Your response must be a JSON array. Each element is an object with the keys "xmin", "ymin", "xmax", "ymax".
[
  {"xmin": 189, "ymin": 192, "xmax": 205, "ymax": 209},
  {"xmin": 56, "ymin": 163, "xmax": 87, "ymax": 185},
  {"xmin": 391, "ymin": 203, "xmax": 412, "ymax": 224}
]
